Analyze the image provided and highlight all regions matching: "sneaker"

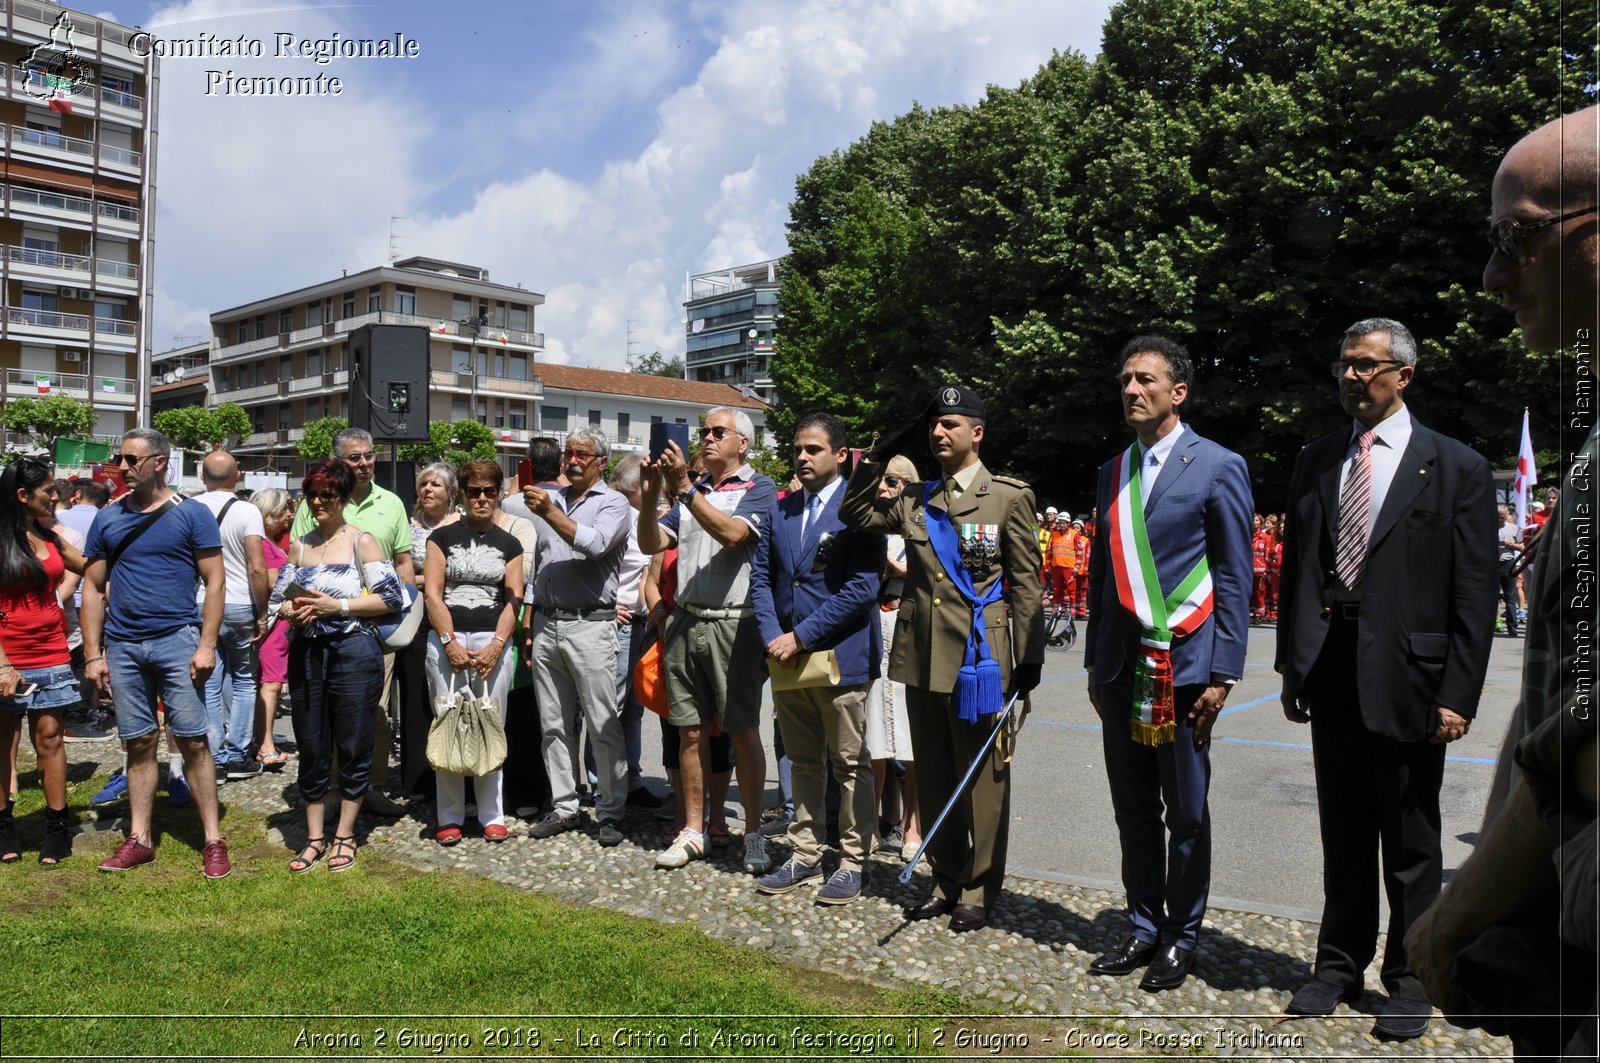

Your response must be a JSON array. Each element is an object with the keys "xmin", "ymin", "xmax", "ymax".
[
  {"xmin": 742, "ymin": 832, "xmax": 773, "ymax": 875},
  {"xmin": 528, "ymin": 811, "xmax": 580, "ymax": 839},
  {"xmin": 201, "ymin": 838, "xmax": 231, "ymax": 879},
  {"xmin": 708, "ymin": 823, "xmax": 735, "ymax": 848},
  {"xmin": 755, "ymin": 857, "xmax": 823, "ymax": 895},
  {"xmin": 816, "ymin": 868, "xmax": 863, "ymax": 905},
  {"xmin": 654, "ymin": 827, "xmax": 705, "ymax": 869},
  {"xmin": 226, "ymin": 758, "xmax": 264, "ymax": 781},
  {"xmin": 62, "ymin": 719, "xmax": 113, "ymax": 742},
  {"xmin": 626, "ymin": 785, "xmax": 665, "ymax": 809},
  {"xmin": 98, "ymin": 834, "xmax": 155, "ymax": 872},
  {"xmin": 758, "ymin": 811, "xmax": 792, "ymax": 839},
  {"xmin": 167, "ymin": 775, "xmax": 192, "ymax": 808},
  {"xmin": 876, "ymin": 825, "xmax": 905, "ymax": 854},
  {"xmin": 213, "ymin": 763, "xmax": 229, "ymax": 785},
  {"xmin": 595, "ymin": 818, "xmax": 625, "ymax": 848},
  {"xmin": 91, "ymin": 770, "xmax": 128, "ymax": 806}
]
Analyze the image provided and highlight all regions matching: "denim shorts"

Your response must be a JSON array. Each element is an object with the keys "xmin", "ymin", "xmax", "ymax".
[
  {"xmin": 106, "ymin": 625, "xmax": 209, "ymax": 740},
  {"xmin": 0, "ymin": 664, "xmax": 80, "ymax": 714}
]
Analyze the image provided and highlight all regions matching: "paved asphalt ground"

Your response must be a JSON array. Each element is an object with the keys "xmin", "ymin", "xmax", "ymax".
[{"xmin": 1006, "ymin": 623, "xmax": 1520, "ymax": 920}]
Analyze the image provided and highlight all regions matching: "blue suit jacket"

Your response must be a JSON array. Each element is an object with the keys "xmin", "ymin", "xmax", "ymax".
[
  {"xmin": 1084, "ymin": 428, "xmax": 1254, "ymax": 688},
  {"xmin": 751, "ymin": 484, "xmax": 886, "ymax": 686}
]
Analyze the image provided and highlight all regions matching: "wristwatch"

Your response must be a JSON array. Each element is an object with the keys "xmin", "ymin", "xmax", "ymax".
[{"xmin": 340, "ymin": 599, "xmax": 350, "ymax": 618}]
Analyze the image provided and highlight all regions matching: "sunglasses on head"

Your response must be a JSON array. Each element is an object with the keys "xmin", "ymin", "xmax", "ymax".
[{"xmin": 464, "ymin": 485, "xmax": 501, "ymax": 498}]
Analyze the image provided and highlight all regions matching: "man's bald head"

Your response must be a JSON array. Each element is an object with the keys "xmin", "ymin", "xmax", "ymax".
[
  {"xmin": 201, "ymin": 450, "xmax": 240, "ymax": 487},
  {"xmin": 1485, "ymin": 106, "xmax": 1600, "ymax": 355}
]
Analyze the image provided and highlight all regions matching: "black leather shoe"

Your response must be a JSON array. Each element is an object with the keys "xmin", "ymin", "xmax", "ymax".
[
  {"xmin": 908, "ymin": 895, "xmax": 953, "ymax": 921},
  {"xmin": 1089, "ymin": 934, "xmax": 1159, "ymax": 976},
  {"xmin": 1372, "ymin": 996, "xmax": 1431, "ymax": 1041},
  {"xmin": 948, "ymin": 903, "xmax": 988, "ymax": 932},
  {"xmin": 1286, "ymin": 978, "xmax": 1361, "ymax": 1016},
  {"xmin": 1138, "ymin": 944, "xmax": 1196, "ymax": 992}
]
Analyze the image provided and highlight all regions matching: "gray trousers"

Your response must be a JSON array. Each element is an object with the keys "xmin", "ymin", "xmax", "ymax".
[{"xmin": 530, "ymin": 613, "xmax": 627, "ymax": 819}]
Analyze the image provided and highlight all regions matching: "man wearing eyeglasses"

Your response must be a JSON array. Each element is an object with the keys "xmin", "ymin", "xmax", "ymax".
[
  {"xmin": 520, "ymin": 427, "xmax": 633, "ymax": 848},
  {"xmin": 81, "ymin": 428, "xmax": 230, "ymax": 876},
  {"xmin": 1404, "ymin": 106, "xmax": 1600, "ymax": 1059},
  {"xmin": 1276, "ymin": 318, "xmax": 1497, "ymax": 1040},
  {"xmin": 639, "ymin": 406, "xmax": 778, "ymax": 874},
  {"xmin": 291, "ymin": 426, "xmax": 413, "ymax": 815}
]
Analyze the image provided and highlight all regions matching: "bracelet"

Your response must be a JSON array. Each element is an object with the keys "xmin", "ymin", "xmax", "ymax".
[
  {"xmin": 490, "ymin": 636, "xmax": 506, "ymax": 646},
  {"xmin": 83, "ymin": 656, "xmax": 104, "ymax": 666},
  {"xmin": 0, "ymin": 664, "xmax": 13, "ymax": 674},
  {"xmin": 340, "ymin": 599, "xmax": 350, "ymax": 617}
]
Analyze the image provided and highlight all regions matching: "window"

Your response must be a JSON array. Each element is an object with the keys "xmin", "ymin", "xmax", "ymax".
[
  {"xmin": 367, "ymin": 291, "xmax": 380, "ymax": 313},
  {"xmin": 507, "ymin": 353, "xmax": 528, "ymax": 380},
  {"xmin": 278, "ymin": 356, "xmax": 292, "ymax": 382},
  {"xmin": 451, "ymin": 347, "xmax": 472, "ymax": 375},
  {"xmin": 617, "ymin": 412, "xmax": 630, "ymax": 440},
  {"xmin": 306, "ymin": 350, "xmax": 321, "ymax": 377},
  {"xmin": 255, "ymin": 362, "xmax": 267, "ymax": 386},
  {"xmin": 588, "ymin": 409, "xmax": 601, "ymax": 427},
  {"xmin": 674, "ymin": 418, "xmax": 687, "ymax": 425},
  {"xmin": 493, "ymin": 353, "xmax": 505, "ymax": 377},
  {"xmin": 542, "ymin": 406, "xmax": 569, "ymax": 432},
  {"xmin": 101, "ymin": 74, "xmax": 136, "ymax": 107},
  {"xmin": 307, "ymin": 302, "xmax": 322, "ymax": 329},
  {"xmin": 21, "ymin": 289, "xmax": 58, "ymax": 312},
  {"xmin": 341, "ymin": 292, "xmax": 354, "ymax": 319},
  {"xmin": 236, "ymin": 321, "xmax": 248, "ymax": 344},
  {"xmin": 508, "ymin": 305, "xmax": 529, "ymax": 333},
  {"xmin": 475, "ymin": 401, "xmax": 487, "ymax": 424},
  {"xmin": 278, "ymin": 309, "xmax": 292, "ymax": 334},
  {"xmin": 278, "ymin": 411, "xmax": 291, "ymax": 431},
  {"xmin": 394, "ymin": 287, "xmax": 416, "ymax": 316},
  {"xmin": 650, "ymin": 415, "xmax": 663, "ymax": 426},
  {"xmin": 451, "ymin": 398, "xmax": 469, "ymax": 421},
  {"xmin": 254, "ymin": 315, "xmax": 267, "ymax": 339},
  {"xmin": 452, "ymin": 295, "xmax": 471, "ymax": 322},
  {"xmin": 509, "ymin": 408, "xmax": 526, "ymax": 430}
]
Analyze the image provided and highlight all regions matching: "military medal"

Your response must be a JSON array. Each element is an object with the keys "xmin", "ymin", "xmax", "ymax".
[{"xmin": 958, "ymin": 522, "xmax": 999, "ymax": 577}]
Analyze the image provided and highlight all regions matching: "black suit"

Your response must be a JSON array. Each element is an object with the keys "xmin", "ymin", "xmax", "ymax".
[{"xmin": 1276, "ymin": 411, "xmax": 1497, "ymax": 1000}]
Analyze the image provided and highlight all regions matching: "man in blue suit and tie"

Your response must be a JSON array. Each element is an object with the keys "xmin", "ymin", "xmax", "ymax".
[
  {"xmin": 1084, "ymin": 335, "xmax": 1254, "ymax": 991},
  {"xmin": 751, "ymin": 412, "xmax": 886, "ymax": 904}
]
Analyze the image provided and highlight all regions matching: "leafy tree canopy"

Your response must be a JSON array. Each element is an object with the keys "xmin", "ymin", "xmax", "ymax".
[
  {"xmin": 775, "ymin": 0, "xmax": 1595, "ymax": 509},
  {"xmin": 629, "ymin": 350, "xmax": 686, "ymax": 379},
  {"xmin": 152, "ymin": 403, "xmax": 251, "ymax": 454},
  {"xmin": 1, "ymin": 393, "xmax": 96, "ymax": 452},
  {"xmin": 296, "ymin": 417, "xmax": 348, "ymax": 462},
  {"xmin": 396, "ymin": 420, "xmax": 499, "ymax": 468}
]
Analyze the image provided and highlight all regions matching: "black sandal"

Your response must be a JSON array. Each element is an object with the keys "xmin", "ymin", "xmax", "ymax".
[
  {"xmin": 289, "ymin": 836, "xmax": 327, "ymax": 874},
  {"xmin": 0, "ymin": 806, "xmax": 17, "ymax": 864},
  {"xmin": 328, "ymin": 834, "xmax": 358, "ymax": 873},
  {"xmin": 39, "ymin": 806, "xmax": 72, "ymax": 865}
]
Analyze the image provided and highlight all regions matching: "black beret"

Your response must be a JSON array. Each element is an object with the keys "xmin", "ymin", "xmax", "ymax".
[{"xmin": 924, "ymin": 385, "xmax": 985, "ymax": 420}]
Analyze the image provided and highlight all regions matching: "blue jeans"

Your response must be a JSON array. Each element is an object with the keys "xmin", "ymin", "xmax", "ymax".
[
  {"xmin": 205, "ymin": 604, "xmax": 259, "ymax": 766},
  {"xmin": 289, "ymin": 630, "xmax": 383, "ymax": 802},
  {"xmin": 106, "ymin": 626, "xmax": 208, "ymax": 741}
]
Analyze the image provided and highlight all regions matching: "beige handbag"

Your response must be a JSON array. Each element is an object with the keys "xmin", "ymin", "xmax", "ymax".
[
  {"xmin": 425, "ymin": 672, "xmax": 507, "ymax": 777},
  {"xmin": 766, "ymin": 649, "xmax": 841, "ymax": 691}
]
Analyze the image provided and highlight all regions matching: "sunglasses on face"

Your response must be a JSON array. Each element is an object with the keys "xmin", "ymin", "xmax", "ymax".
[
  {"xmin": 1328, "ymin": 358, "xmax": 1403, "ymax": 380},
  {"xmin": 109, "ymin": 452, "xmax": 150, "ymax": 466},
  {"xmin": 698, "ymin": 425, "xmax": 740, "ymax": 441},
  {"xmin": 342, "ymin": 451, "xmax": 376, "ymax": 464},
  {"xmin": 882, "ymin": 476, "xmax": 904, "ymax": 488},
  {"xmin": 307, "ymin": 491, "xmax": 342, "ymax": 503},
  {"xmin": 464, "ymin": 485, "xmax": 501, "ymax": 499},
  {"xmin": 1489, "ymin": 205, "xmax": 1600, "ymax": 266}
]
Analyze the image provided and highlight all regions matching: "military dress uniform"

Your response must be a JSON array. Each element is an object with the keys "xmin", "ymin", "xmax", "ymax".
[{"xmin": 840, "ymin": 398, "xmax": 1044, "ymax": 915}]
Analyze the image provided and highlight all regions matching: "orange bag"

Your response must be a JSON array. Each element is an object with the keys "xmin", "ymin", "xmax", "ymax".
[{"xmin": 633, "ymin": 637, "xmax": 669, "ymax": 717}]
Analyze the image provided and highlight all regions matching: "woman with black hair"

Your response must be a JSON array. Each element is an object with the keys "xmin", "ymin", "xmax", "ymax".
[{"xmin": 0, "ymin": 458, "xmax": 86, "ymax": 864}]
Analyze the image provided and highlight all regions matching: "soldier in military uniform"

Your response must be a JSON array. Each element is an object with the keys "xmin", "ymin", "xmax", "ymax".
[{"xmin": 840, "ymin": 385, "xmax": 1044, "ymax": 932}]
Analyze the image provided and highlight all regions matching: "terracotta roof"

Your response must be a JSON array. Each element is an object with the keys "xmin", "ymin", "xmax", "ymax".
[{"xmin": 535, "ymin": 363, "xmax": 768, "ymax": 410}]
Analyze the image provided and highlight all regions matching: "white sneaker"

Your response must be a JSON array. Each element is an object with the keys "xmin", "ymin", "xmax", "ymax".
[
  {"xmin": 742, "ymin": 831, "xmax": 772, "ymax": 875},
  {"xmin": 654, "ymin": 828, "xmax": 705, "ymax": 870}
]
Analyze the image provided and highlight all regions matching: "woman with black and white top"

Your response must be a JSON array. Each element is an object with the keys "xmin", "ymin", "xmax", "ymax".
[
  {"xmin": 423, "ymin": 460, "xmax": 524, "ymax": 846},
  {"xmin": 268, "ymin": 458, "xmax": 404, "ymax": 873}
]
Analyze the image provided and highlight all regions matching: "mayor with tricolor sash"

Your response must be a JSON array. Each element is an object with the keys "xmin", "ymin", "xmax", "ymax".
[
  {"xmin": 840, "ymin": 384, "xmax": 1044, "ymax": 933},
  {"xmin": 1084, "ymin": 335, "xmax": 1253, "ymax": 992}
]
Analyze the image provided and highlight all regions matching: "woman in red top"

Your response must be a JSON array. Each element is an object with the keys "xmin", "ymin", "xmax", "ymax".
[{"xmin": 0, "ymin": 458, "xmax": 87, "ymax": 864}]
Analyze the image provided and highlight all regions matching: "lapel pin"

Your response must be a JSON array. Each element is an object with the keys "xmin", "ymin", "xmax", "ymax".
[{"xmin": 1180, "ymin": 456, "xmax": 1191, "ymax": 465}]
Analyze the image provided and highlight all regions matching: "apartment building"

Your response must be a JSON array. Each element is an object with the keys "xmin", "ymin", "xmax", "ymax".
[
  {"xmin": 205, "ymin": 255, "xmax": 771, "ymax": 479},
  {"xmin": 0, "ymin": 2, "xmax": 156, "ymax": 446},
  {"xmin": 149, "ymin": 338, "xmax": 208, "ymax": 415},
  {"xmin": 684, "ymin": 258, "xmax": 778, "ymax": 407}
]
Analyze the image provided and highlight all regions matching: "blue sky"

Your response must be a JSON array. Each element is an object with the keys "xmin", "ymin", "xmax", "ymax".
[{"xmin": 102, "ymin": 0, "xmax": 1115, "ymax": 368}]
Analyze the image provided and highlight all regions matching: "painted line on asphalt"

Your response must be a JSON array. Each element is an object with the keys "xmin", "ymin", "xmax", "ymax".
[{"xmin": 1030, "ymin": 718, "xmax": 1497, "ymax": 765}]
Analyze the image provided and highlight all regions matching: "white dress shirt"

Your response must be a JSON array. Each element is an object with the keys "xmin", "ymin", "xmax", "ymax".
[
  {"xmin": 1139, "ymin": 421, "xmax": 1188, "ymax": 508},
  {"xmin": 1337, "ymin": 404, "xmax": 1413, "ymax": 539}
]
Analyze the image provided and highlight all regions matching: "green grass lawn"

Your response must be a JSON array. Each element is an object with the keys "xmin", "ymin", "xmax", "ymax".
[{"xmin": 0, "ymin": 776, "xmax": 973, "ymax": 1059}]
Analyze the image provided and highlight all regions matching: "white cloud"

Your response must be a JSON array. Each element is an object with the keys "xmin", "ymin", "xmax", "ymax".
[{"xmin": 146, "ymin": 0, "xmax": 1112, "ymax": 371}]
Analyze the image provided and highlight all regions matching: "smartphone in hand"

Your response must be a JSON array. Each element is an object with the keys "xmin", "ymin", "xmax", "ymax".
[
  {"xmin": 649, "ymin": 422, "xmax": 690, "ymax": 462},
  {"xmin": 518, "ymin": 458, "xmax": 533, "ymax": 489}
]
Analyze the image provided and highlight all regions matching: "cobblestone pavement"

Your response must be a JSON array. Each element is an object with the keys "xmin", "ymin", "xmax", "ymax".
[{"xmin": 51, "ymin": 734, "xmax": 1512, "ymax": 1061}]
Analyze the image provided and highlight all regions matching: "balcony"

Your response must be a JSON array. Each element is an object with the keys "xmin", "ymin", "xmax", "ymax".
[
  {"xmin": 3, "ymin": 124, "xmax": 142, "ymax": 174},
  {"xmin": 4, "ymin": 368, "xmax": 135, "ymax": 405},
  {"xmin": 428, "ymin": 369, "xmax": 544, "ymax": 398},
  {"xmin": 6, "ymin": 2, "xmax": 148, "ymax": 67},
  {"xmin": 5, "ymin": 243, "xmax": 90, "ymax": 283},
  {"xmin": 7, "ymin": 65, "xmax": 145, "ymax": 118},
  {"xmin": 213, "ymin": 310, "xmax": 545, "ymax": 366},
  {"xmin": 5, "ymin": 305, "xmax": 90, "ymax": 343},
  {"xmin": 5, "ymin": 184, "xmax": 142, "ymax": 236}
]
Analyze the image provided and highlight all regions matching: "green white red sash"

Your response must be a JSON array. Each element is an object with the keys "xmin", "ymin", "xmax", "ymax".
[{"xmin": 1105, "ymin": 444, "xmax": 1213, "ymax": 745}]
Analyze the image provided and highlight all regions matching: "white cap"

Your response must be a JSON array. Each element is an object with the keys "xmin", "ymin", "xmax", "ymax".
[{"xmin": 1045, "ymin": 505, "xmax": 1058, "ymax": 514}]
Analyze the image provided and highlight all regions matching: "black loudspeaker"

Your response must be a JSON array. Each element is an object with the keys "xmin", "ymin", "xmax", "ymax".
[{"xmin": 346, "ymin": 324, "xmax": 431, "ymax": 443}]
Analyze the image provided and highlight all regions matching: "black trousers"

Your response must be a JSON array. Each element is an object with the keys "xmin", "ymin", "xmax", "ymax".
[
  {"xmin": 1306, "ymin": 614, "xmax": 1445, "ymax": 1000},
  {"xmin": 1498, "ymin": 560, "xmax": 1521, "ymax": 635}
]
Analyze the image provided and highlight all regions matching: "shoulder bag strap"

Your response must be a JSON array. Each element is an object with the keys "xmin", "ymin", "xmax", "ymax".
[{"xmin": 105, "ymin": 496, "xmax": 179, "ymax": 574}]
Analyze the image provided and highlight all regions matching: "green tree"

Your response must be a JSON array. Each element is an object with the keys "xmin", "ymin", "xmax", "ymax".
[
  {"xmin": 777, "ymin": 0, "xmax": 1596, "ymax": 506},
  {"xmin": 1, "ymin": 393, "xmax": 97, "ymax": 454},
  {"xmin": 628, "ymin": 350, "xmax": 685, "ymax": 379},
  {"xmin": 396, "ymin": 420, "xmax": 498, "ymax": 467},
  {"xmin": 297, "ymin": 417, "xmax": 348, "ymax": 462},
  {"xmin": 153, "ymin": 403, "xmax": 251, "ymax": 454}
]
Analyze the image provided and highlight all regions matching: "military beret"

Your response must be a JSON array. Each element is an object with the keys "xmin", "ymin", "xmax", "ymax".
[{"xmin": 925, "ymin": 384, "xmax": 986, "ymax": 420}]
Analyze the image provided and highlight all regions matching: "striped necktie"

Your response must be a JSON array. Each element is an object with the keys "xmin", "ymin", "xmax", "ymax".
[{"xmin": 1336, "ymin": 429, "xmax": 1378, "ymax": 589}]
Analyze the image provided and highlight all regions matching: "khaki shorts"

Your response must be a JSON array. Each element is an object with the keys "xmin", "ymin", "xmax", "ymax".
[{"xmin": 664, "ymin": 610, "xmax": 765, "ymax": 734}]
